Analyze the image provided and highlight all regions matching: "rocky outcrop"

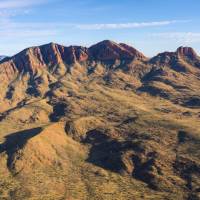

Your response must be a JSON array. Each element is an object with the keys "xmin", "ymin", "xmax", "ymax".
[
  {"xmin": 149, "ymin": 47, "xmax": 200, "ymax": 74},
  {"xmin": 89, "ymin": 40, "xmax": 146, "ymax": 61},
  {"xmin": 176, "ymin": 46, "xmax": 199, "ymax": 60},
  {"xmin": 3, "ymin": 41, "xmax": 200, "ymax": 79},
  {"xmin": 119, "ymin": 43, "xmax": 146, "ymax": 60},
  {"xmin": 0, "ymin": 40, "xmax": 147, "ymax": 77},
  {"xmin": 150, "ymin": 47, "xmax": 200, "ymax": 66}
]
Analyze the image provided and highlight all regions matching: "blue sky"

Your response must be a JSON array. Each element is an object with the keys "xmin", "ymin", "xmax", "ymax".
[{"xmin": 0, "ymin": 0, "xmax": 200, "ymax": 57}]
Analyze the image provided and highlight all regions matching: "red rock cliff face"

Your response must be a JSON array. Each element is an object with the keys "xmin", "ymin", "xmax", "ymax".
[
  {"xmin": 13, "ymin": 47, "xmax": 45, "ymax": 74},
  {"xmin": 151, "ymin": 47, "xmax": 200, "ymax": 65},
  {"xmin": 57, "ymin": 45, "xmax": 88, "ymax": 64},
  {"xmin": 150, "ymin": 52, "xmax": 176, "ymax": 65},
  {"xmin": 176, "ymin": 46, "xmax": 199, "ymax": 60},
  {"xmin": 0, "ymin": 40, "xmax": 148, "ymax": 78},
  {"xmin": 0, "ymin": 43, "xmax": 90, "ymax": 76},
  {"xmin": 119, "ymin": 43, "xmax": 146, "ymax": 60},
  {"xmin": 0, "ymin": 60, "xmax": 17, "ymax": 82},
  {"xmin": 88, "ymin": 40, "xmax": 146, "ymax": 61},
  {"xmin": 1, "ymin": 41, "xmax": 199, "ymax": 80},
  {"xmin": 149, "ymin": 46, "xmax": 200, "ymax": 73}
]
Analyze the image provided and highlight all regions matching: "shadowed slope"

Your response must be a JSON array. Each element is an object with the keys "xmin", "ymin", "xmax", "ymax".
[{"xmin": 0, "ymin": 127, "xmax": 43, "ymax": 173}]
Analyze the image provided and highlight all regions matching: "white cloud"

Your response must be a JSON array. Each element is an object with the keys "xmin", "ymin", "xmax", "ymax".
[
  {"xmin": 0, "ymin": 22, "xmax": 68, "ymax": 38},
  {"xmin": 0, "ymin": 30, "xmax": 57, "ymax": 38},
  {"xmin": 0, "ymin": 20, "xmax": 192, "ymax": 43},
  {"xmin": 150, "ymin": 32, "xmax": 200, "ymax": 43},
  {"xmin": 0, "ymin": 0, "xmax": 51, "ymax": 26},
  {"xmin": 0, "ymin": 0, "xmax": 48, "ymax": 9},
  {"xmin": 0, "ymin": 0, "xmax": 59, "ymax": 39},
  {"xmin": 75, "ymin": 20, "xmax": 189, "ymax": 30}
]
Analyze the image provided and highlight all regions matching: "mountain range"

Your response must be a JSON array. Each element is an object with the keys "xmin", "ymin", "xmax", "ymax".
[{"xmin": 0, "ymin": 40, "xmax": 200, "ymax": 200}]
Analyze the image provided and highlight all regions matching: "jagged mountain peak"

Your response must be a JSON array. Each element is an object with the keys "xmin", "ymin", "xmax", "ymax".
[
  {"xmin": 176, "ymin": 46, "xmax": 199, "ymax": 60},
  {"xmin": 0, "ymin": 41, "xmax": 148, "ymax": 77},
  {"xmin": 2, "ymin": 43, "xmax": 89, "ymax": 75},
  {"xmin": 89, "ymin": 40, "xmax": 146, "ymax": 61},
  {"xmin": 92, "ymin": 39, "xmax": 117, "ymax": 46},
  {"xmin": 119, "ymin": 43, "xmax": 146, "ymax": 59},
  {"xmin": 1, "ymin": 41, "xmax": 200, "ymax": 80},
  {"xmin": 150, "ymin": 46, "xmax": 200, "ymax": 66}
]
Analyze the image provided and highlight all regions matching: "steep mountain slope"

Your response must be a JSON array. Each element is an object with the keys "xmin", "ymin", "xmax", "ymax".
[
  {"xmin": 0, "ymin": 41, "xmax": 200, "ymax": 200},
  {"xmin": 140, "ymin": 47, "xmax": 200, "ymax": 107}
]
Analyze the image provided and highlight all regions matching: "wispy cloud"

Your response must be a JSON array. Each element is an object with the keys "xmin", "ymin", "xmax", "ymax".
[
  {"xmin": 0, "ymin": 22, "xmax": 67, "ymax": 38},
  {"xmin": 0, "ymin": 20, "xmax": 191, "ymax": 41},
  {"xmin": 0, "ymin": 0, "xmax": 58, "ymax": 38},
  {"xmin": 0, "ymin": 0, "xmax": 48, "ymax": 9},
  {"xmin": 150, "ymin": 32, "xmax": 200, "ymax": 43},
  {"xmin": 75, "ymin": 20, "xmax": 189, "ymax": 30},
  {"xmin": 0, "ymin": 0, "xmax": 52, "ymax": 25}
]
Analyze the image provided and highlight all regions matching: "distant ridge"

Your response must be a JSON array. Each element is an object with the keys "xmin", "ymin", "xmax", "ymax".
[
  {"xmin": 0, "ymin": 55, "xmax": 7, "ymax": 61},
  {"xmin": 1, "ymin": 40, "xmax": 199, "ymax": 76}
]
